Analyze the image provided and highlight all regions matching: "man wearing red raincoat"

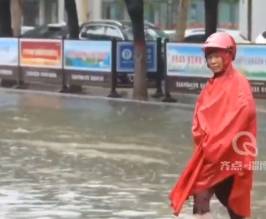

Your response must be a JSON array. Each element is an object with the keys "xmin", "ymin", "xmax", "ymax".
[{"xmin": 170, "ymin": 32, "xmax": 257, "ymax": 219}]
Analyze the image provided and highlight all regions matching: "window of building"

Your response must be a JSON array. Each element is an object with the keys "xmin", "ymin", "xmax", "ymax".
[
  {"xmin": 44, "ymin": 0, "xmax": 58, "ymax": 24},
  {"xmin": 23, "ymin": 0, "xmax": 39, "ymax": 26},
  {"xmin": 23, "ymin": 0, "xmax": 59, "ymax": 26},
  {"xmin": 102, "ymin": 0, "xmax": 124, "ymax": 20}
]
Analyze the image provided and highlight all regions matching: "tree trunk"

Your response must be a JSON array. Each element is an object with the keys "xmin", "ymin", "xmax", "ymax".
[
  {"xmin": 175, "ymin": 0, "xmax": 191, "ymax": 42},
  {"xmin": 11, "ymin": 0, "xmax": 23, "ymax": 37},
  {"xmin": 124, "ymin": 0, "xmax": 148, "ymax": 100},
  {"xmin": 76, "ymin": 0, "xmax": 89, "ymax": 23},
  {"xmin": 204, "ymin": 0, "xmax": 219, "ymax": 38},
  {"xmin": 65, "ymin": 0, "xmax": 79, "ymax": 39},
  {"xmin": 0, "ymin": 0, "xmax": 13, "ymax": 36}
]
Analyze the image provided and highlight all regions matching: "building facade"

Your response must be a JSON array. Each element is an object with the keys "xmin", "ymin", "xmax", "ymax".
[
  {"xmin": 98, "ymin": 0, "xmax": 239, "ymax": 29},
  {"xmin": 22, "ymin": 0, "xmax": 239, "ymax": 30}
]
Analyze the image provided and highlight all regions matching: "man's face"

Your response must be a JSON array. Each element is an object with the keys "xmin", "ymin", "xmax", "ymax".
[{"xmin": 206, "ymin": 52, "xmax": 224, "ymax": 74}]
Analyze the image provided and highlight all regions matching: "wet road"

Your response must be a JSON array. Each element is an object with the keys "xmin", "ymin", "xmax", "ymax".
[{"xmin": 0, "ymin": 90, "xmax": 265, "ymax": 219}]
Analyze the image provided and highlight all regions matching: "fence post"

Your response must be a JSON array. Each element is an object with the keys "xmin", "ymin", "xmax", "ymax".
[
  {"xmin": 152, "ymin": 37, "xmax": 164, "ymax": 98},
  {"xmin": 16, "ymin": 36, "xmax": 26, "ymax": 89},
  {"xmin": 162, "ymin": 39, "xmax": 176, "ymax": 102},
  {"xmin": 60, "ymin": 37, "xmax": 69, "ymax": 93},
  {"xmin": 108, "ymin": 38, "xmax": 121, "ymax": 98}
]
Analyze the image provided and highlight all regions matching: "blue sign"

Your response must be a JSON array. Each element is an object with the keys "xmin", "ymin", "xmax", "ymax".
[{"xmin": 116, "ymin": 42, "xmax": 157, "ymax": 73}]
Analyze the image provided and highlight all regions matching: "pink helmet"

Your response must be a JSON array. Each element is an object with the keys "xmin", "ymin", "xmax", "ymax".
[{"xmin": 203, "ymin": 32, "xmax": 236, "ymax": 60}]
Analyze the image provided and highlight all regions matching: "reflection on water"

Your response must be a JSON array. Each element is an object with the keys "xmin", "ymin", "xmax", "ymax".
[{"xmin": 0, "ymin": 90, "xmax": 265, "ymax": 219}]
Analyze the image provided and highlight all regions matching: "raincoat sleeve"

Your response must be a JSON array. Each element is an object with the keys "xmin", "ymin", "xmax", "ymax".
[{"xmin": 196, "ymin": 91, "xmax": 256, "ymax": 164}]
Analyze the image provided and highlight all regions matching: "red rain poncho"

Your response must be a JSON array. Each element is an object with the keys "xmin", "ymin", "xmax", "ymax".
[{"xmin": 169, "ymin": 59, "xmax": 257, "ymax": 217}]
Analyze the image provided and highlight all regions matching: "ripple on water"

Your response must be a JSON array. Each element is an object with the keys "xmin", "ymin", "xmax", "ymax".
[
  {"xmin": 20, "ymin": 210, "xmax": 82, "ymax": 218},
  {"xmin": 12, "ymin": 128, "xmax": 31, "ymax": 134},
  {"xmin": 0, "ymin": 139, "xmax": 170, "ymax": 165},
  {"xmin": 113, "ymin": 210, "xmax": 158, "ymax": 217},
  {"xmin": 12, "ymin": 116, "xmax": 29, "ymax": 122}
]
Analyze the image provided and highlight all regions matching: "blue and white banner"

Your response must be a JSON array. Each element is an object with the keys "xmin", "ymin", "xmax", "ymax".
[
  {"xmin": 166, "ymin": 43, "xmax": 266, "ymax": 81},
  {"xmin": 167, "ymin": 43, "xmax": 210, "ymax": 77},
  {"xmin": 0, "ymin": 38, "xmax": 18, "ymax": 66},
  {"xmin": 235, "ymin": 45, "xmax": 266, "ymax": 81}
]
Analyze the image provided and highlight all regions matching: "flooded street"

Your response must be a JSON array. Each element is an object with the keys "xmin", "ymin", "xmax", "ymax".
[{"xmin": 0, "ymin": 90, "xmax": 265, "ymax": 219}]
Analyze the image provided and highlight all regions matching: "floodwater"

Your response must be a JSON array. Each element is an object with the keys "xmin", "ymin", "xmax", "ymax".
[{"xmin": 0, "ymin": 89, "xmax": 265, "ymax": 219}]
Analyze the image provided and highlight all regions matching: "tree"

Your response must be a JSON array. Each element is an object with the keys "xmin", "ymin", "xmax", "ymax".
[
  {"xmin": 0, "ymin": 0, "xmax": 12, "ymax": 36},
  {"xmin": 204, "ymin": 0, "xmax": 219, "ymax": 38},
  {"xmin": 175, "ymin": 0, "xmax": 191, "ymax": 41},
  {"xmin": 11, "ymin": 0, "xmax": 23, "ymax": 37},
  {"xmin": 124, "ymin": 0, "xmax": 148, "ymax": 100},
  {"xmin": 65, "ymin": 0, "xmax": 79, "ymax": 39}
]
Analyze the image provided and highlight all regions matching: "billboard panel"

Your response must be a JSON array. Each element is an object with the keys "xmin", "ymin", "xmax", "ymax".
[
  {"xmin": 0, "ymin": 38, "xmax": 18, "ymax": 66},
  {"xmin": 64, "ymin": 40, "xmax": 112, "ymax": 72},
  {"xmin": 117, "ymin": 41, "xmax": 157, "ymax": 72},
  {"xmin": 20, "ymin": 39, "xmax": 62, "ymax": 69}
]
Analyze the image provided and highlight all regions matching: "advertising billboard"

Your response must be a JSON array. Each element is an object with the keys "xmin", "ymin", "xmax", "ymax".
[
  {"xmin": 64, "ymin": 40, "xmax": 112, "ymax": 72},
  {"xmin": 166, "ymin": 43, "xmax": 266, "ymax": 97},
  {"xmin": 20, "ymin": 39, "xmax": 62, "ymax": 69}
]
